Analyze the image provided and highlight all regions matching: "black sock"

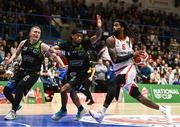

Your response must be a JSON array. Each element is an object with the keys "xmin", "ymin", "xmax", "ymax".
[
  {"xmin": 61, "ymin": 107, "xmax": 67, "ymax": 112},
  {"xmin": 78, "ymin": 105, "xmax": 83, "ymax": 112}
]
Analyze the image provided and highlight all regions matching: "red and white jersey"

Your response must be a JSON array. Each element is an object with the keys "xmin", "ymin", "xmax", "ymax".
[{"xmin": 113, "ymin": 36, "xmax": 134, "ymax": 75}]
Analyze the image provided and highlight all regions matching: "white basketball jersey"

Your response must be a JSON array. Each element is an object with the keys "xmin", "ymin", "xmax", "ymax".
[{"xmin": 113, "ymin": 36, "xmax": 134, "ymax": 74}]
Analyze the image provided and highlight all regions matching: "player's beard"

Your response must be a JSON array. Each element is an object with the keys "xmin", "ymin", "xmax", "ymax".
[{"xmin": 112, "ymin": 30, "xmax": 121, "ymax": 37}]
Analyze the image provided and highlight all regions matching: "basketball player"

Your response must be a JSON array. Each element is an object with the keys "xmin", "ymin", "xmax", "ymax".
[
  {"xmin": 89, "ymin": 19, "xmax": 172, "ymax": 123},
  {"xmin": 3, "ymin": 26, "xmax": 65, "ymax": 120},
  {"xmin": 79, "ymin": 61, "xmax": 95, "ymax": 105},
  {"xmin": 51, "ymin": 15, "xmax": 102, "ymax": 121}
]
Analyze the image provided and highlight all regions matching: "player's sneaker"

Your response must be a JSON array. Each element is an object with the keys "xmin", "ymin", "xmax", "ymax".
[
  {"xmin": 4, "ymin": 110, "xmax": 16, "ymax": 120},
  {"xmin": 89, "ymin": 110, "xmax": 104, "ymax": 123},
  {"xmin": 160, "ymin": 105, "xmax": 172, "ymax": 123},
  {"xmin": 74, "ymin": 108, "xmax": 87, "ymax": 121},
  {"xmin": 51, "ymin": 109, "xmax": 67, "ymax": 121}
]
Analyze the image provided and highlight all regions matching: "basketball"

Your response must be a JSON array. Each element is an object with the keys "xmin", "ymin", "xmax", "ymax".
[{"xmin": 133, "ymin": 51, "xmax": 148, "ymax": 66}]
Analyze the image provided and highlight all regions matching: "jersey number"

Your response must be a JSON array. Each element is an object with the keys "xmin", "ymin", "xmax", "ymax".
[{"xmin": 122, "ymin": 44, "xmax": 126, "ymax": 50}]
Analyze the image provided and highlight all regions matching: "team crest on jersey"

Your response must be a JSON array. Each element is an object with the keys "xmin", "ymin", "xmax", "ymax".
[
  {"xmin": 33, "ymin": 49, "xmax": 39, "ymax": 54},
  {"xmin": 126, "ymin": 41, "xmax": 129, "ymax": 45}
]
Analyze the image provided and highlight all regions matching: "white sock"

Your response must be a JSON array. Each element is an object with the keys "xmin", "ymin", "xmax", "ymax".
[{"xmin": 101, "ymin": 106, "xmax": 107, "ymax": 114}]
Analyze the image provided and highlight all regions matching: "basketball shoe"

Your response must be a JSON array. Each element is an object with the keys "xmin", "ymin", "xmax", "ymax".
[
  {"xmin": 160, "ymin": 105, "xmax": 172, "ymax": 123},
  {"xmin": 4, "ymin": 110, "xmax": 16, "ymax": 120},
  {"xmin": 89, "ymin": 110, "xmax": 104, "ymax": 123},
  {"xmin": 74, "ymin": 108, "xmax": 87, "ymax": 121},
  {"xmin": 51, "ymin": 109, "xmax": 67, "ymax": 121}
]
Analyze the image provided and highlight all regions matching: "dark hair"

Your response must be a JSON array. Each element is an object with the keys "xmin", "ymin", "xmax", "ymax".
[
  {"xmin": 114, "ymin": 19, "xmax": 128, "ymax": 29},
  {"xmin": 71, "ymin": 29, "xmax": 83, "ymax": 35},
  {"xmin": 113, "ymin": 19, "xmax": 131, "ymax": 37},
  {"xmin": 30, "ymin": 26, "xmax": 41, "ymax": 32}
]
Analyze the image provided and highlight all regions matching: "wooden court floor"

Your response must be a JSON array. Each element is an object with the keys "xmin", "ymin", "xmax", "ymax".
[{"xmin": 0, "ymin": 101, "xmax": 180, "ymax": 127}]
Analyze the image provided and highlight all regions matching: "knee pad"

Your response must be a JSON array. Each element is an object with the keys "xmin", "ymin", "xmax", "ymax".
[{"xmin": 129, "ymin": 86, "xmax": 141, "ymax": 98}]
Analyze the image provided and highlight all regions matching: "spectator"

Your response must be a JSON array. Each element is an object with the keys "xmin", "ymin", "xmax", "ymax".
[
  {"xmin": 94, "ymin": 58, "xmax": 107, "ymax": 92},
  {"xmin": 158, "ymin": 70, "xmax": 168, "ymax": 85},
  {"xmin": 150, "ymin": 67, "xmax": 160, "ymax": 84},
  {"xmin": 0, "ymin": 46, "xmax": 5, "ymax": 63},
  {"xmin": 167, "ymin": 67, "xmax": 175, "ymax": 85},
  {"xmin": 139, "ymin": 62, "xmax": 152, "ymax": 83},
  {"xmin": 15, "ymin": 31, "xmax": 25, "ymax": 44}
]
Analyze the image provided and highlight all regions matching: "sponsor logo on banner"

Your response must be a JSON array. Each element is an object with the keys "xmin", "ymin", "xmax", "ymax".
[
  {"xmin": 141, "ymin": 87, "xmax": 148, "ymax": 98},
  {"xmin": 153, "ymin": 89, "xmax": 180, "ymax": 100}
]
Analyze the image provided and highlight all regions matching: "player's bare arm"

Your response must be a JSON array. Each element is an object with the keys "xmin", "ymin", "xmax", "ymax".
[
  {"xmin": 106, "ymin": 36, "xmax": 117, "ymax": 62},
  {"xmin": 41, "ymin": 43, "xmax": 65, "ymax": 68},
  {"xmin": 90, "ymin": 14, "xmax": 103, "ymax": 44},
  {"xmin": 6, "ymin": 40, "xmax": 26, "ymax": 64}
]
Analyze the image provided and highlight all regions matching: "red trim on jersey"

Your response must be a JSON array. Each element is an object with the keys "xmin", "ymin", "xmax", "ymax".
[{"xmin": 125, "ymin": 65, "xmax": 133, "ymax": 84}]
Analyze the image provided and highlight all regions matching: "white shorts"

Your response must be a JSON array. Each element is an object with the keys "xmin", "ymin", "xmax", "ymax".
[{"xmin": 115, "ymin": 64, "xmax": 138, "ymax": 94}]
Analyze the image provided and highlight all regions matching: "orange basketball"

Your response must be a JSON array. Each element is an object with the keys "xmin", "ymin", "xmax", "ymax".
[{"xmin": 134, "ymin": 52, "xmax": 148, "ymax": 66}]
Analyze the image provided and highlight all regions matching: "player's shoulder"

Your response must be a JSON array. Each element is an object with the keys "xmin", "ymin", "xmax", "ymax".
[
  {"xmin": 106, "ymin": 36, "xmax": 115, "ymax": 47},
  {"xmin": 19, "ymin": 39, "xmax": 28, "ymax": 47},
  {"xmin": 20, "ymin": 39, "xmax": 28, "ymax": 44},
  {"xmin": 106, "ymin": 36, "xmax": 114, "ymax": 41}
]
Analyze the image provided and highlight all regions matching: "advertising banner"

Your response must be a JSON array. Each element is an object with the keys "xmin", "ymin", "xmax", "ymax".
[
  {"xmin": 0, "ymin": 81, "xmax": 45, "ymax": 104},
  {"xmin": 124, "ymin": 84, "xmax": 180, "ymax": 103}
]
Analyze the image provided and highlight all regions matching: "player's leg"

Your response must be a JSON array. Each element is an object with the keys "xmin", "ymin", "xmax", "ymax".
[
  {"xmin": 3, "ymin": 81, "xmax": 16, "ymax": 105},
  {"xmin": 89, "ymin": 65, "xmax": 135, "ymax": 123},
  {"xmin": 125, "ymin": 65, "xmax": 172, "ymax": 123},
  {"xmin": 69, "ymin": 76, "xmax": 87, "ymax": 121},
  {"xmin": 51, "ymin": 83, "xmax": 68, "ymax": 121},
  {"xmin": 128, "ymin": 83, "xmax": 172, "ymax": 123},
  {"xmin": 4, "ymin": 73, "xmax": 39, "ymax": 120},
  {"xmin": 51, "ymin": 92, "xmax": 68, "ymax": 120},
  {"xmin": 83, "ymin": 79, "xmax": 94, "ymax": 105},
  {"xmin": 89, "ymin": 71, "xmax": 119, "ymax": 123}
]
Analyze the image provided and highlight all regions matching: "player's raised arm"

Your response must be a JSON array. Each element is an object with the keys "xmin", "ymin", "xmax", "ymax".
[{"xmin": 90, "ymin": 14, "xmax": 103, "ymax": 44}]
